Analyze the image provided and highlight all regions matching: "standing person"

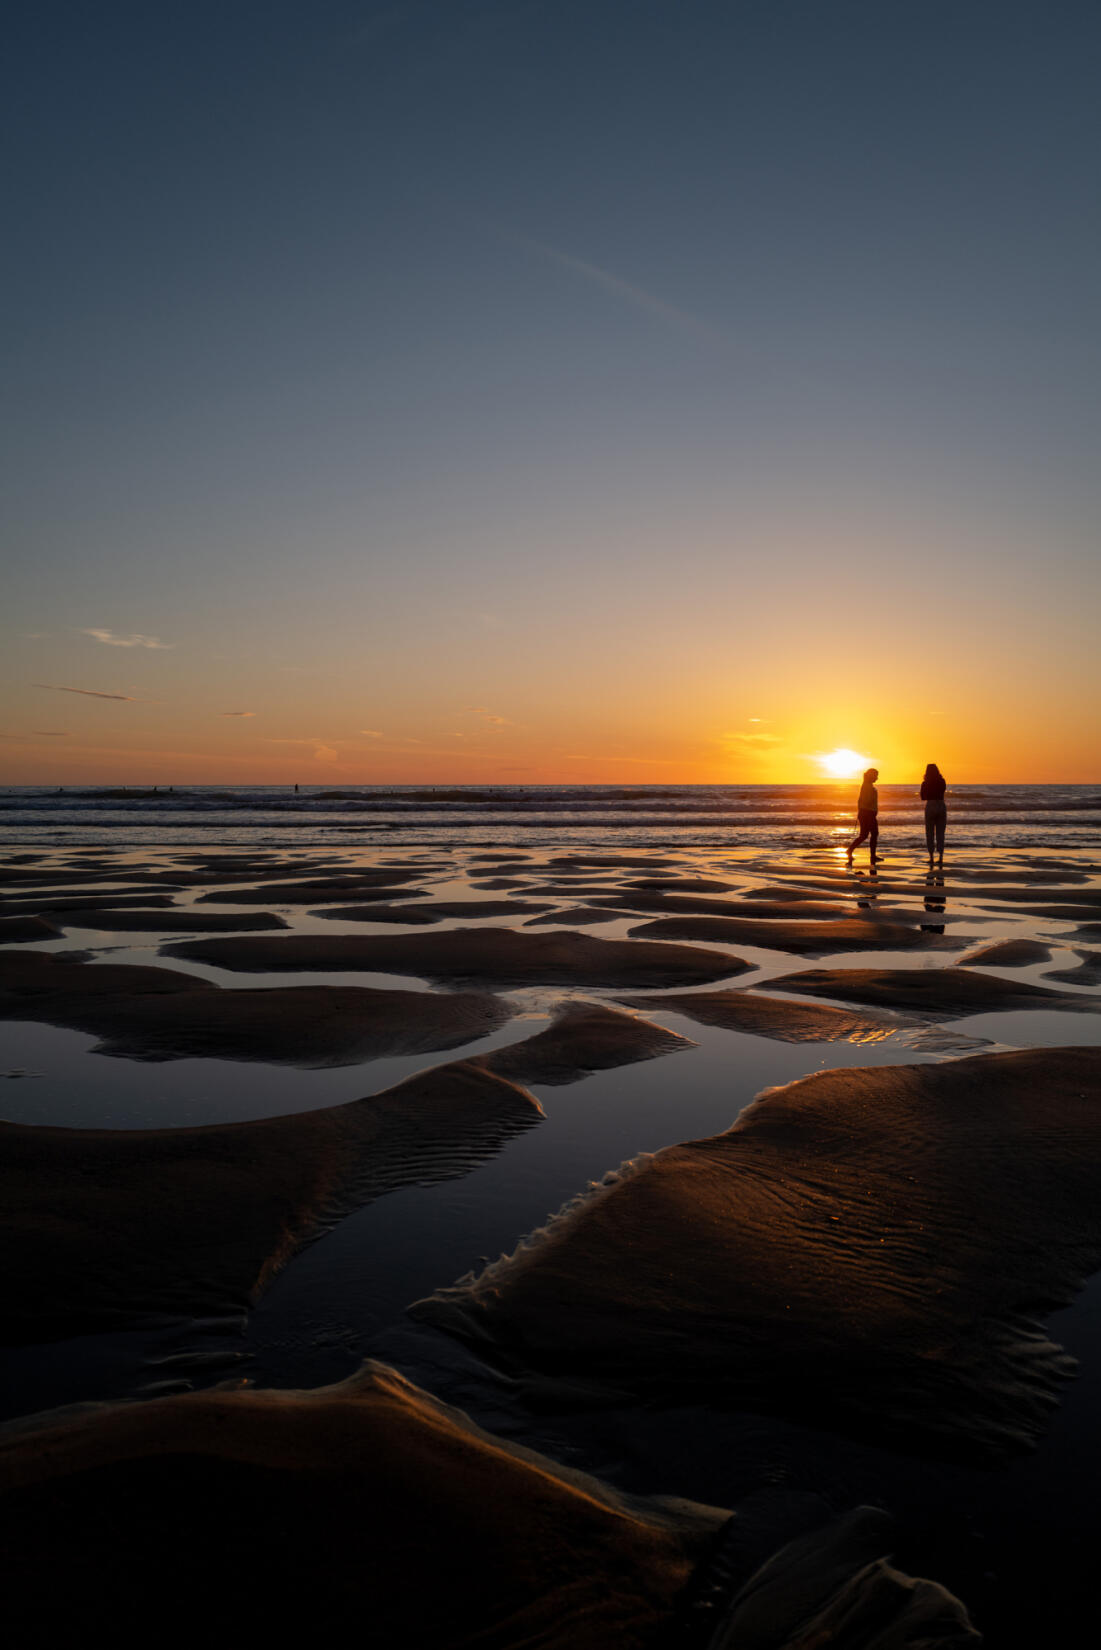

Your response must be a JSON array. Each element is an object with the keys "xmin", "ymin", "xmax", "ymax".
[
  {"xmin": 920, "ymin": 763, "xmax": 947, "ymax": 867},
  {"xmin": 845, "ymin": 767, "xmax": 879, "ymax": 865}
]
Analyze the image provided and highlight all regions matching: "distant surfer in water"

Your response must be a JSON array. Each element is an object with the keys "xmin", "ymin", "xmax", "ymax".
[
  {"xmin": 920, "ymin": 762, "xmax": 947, "ymax": 867},
  {"xmin": 845, "ymin": 768, "xmax": 879, "ymax": 866}
]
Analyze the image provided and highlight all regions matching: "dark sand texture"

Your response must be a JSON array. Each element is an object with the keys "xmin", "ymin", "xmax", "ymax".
[
  {"xmin": 163, "ymin": 926, "xmax": 751, "ymax": 987},
  {"xmin": 0, "ymin": 1061, "xmax": 541, "ymax": 1344},
  {"xmin": 957, "ymin": 940, "xmax": 1054, "ymax": 967},
  {"xmin": 43, "ymin": 908, "xmax": 289, "ymax": 932},
  {"xmin": 195, "ymin": 873, "xmax": 425, "ymax": 903},
  {"xmin": 1045, "ymin": 950, "xmax": 1101, "ymax": 987},
  {"xmin": 413, "ymin": 1049, "xmax": 1101, "ymax": 1462},
  {"xmin": 482, "ymin": 1001, "xmax": 694, "ymax": 1086},
  {"xmin": 627, "ymin": 876, "xmax": 740, "ymax": 893},
  {"xmin": 767, "ymin": 967, "xmax": 1097, "ymax": 1018},
  {"xmin": 316, "ymin": 898, "xmax": 551, "ymax": 922},
  {"xmin": 0, "ymin": 890, "xmax": 181, "ymax": 912},
  {"xmin": 0, "ymin": 950, "xmax": 213, "ymax": 1004},
  {"xmin": 604, "ymin": 892, "xmax": 859, "ymax": 920},
  {"xmin": 0, "ymin": 916, "xmax": 62, "ymax": 943},
  {"xmin": 523, "ymin": 905, "xmax": 628, "ymax": 926},
  {"xmin": 0, "ymin": 1363, "xmax": 976, "ymax": 1648},
  {"xmin": 627, "ymin": 915, "xmax": 958, "ymax": 953},
  {"xmin": 616, "ymin": 989, "xmax": 899, "ymax": 1044},
  {"xmin": 309, "ymin": 901, "xmax": 444, "ymax": 924},
  {"xmin": 0, "ymin": 950, "xmax": 511, "ymax": 1065}
]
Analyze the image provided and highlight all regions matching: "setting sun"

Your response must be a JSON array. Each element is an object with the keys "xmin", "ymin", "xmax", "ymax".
[{"xmin": 816, "ymin": 747, "xmax": 874, "ymax": 779}]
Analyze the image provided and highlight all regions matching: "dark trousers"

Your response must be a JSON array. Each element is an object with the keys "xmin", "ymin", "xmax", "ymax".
[
  {"xmin": 925, "ymin": 801, "xmax": 947, "ymax": 856},
  {"xmin": 848, "ymin": 809, "xmax": 878, "ymax": 856}
]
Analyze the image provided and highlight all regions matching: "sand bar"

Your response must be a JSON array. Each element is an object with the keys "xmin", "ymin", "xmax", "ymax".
[{"xmin": 413, "ymin": 1049, "xmax": 1101, "ymax": 1462}]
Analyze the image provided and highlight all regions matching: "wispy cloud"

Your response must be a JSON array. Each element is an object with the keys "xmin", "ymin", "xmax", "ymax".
[
  {"xmin": 80, "ymin": 629, "xmax": 174, "ymax": 649},
  {"xmin": 1, "ymin": 728, "xmax": 70, "ymax": 740},
  {"xmin": 36, "ymin": 683, "xmax": 147, "ymax": 701},
  {"xmin": 360, "ymin": 729, "xmax": 384, "ymax": 738},
  {"xmin": 220, "ymin": 710, "xmax": 256, "ymax": 718},
  {"xmin": 263, "ymin": 736, "xmax": 340, "ymax": 761},
  {"xmin": 504, "ymin": 227, "xmax": 725, "ymax": 345},
  {"xmin": 723, "ymin": 731, "xmax": 783, "ymax": 749},
  {"xmin": 465, "ymin": 705, "xmax": 512, "ymax": 728}
]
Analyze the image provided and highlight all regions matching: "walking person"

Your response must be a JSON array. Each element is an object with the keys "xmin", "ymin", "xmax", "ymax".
[
  {"xmin": 845, "ymin": 767, "xmax": 879, "ymax": 866},
  {"xmin": 920, "ymin": 763, "xmax": 947, "ymax": 867}
]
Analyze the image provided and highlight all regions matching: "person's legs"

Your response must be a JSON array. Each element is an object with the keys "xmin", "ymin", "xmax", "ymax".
[
  {"xmin": 925, "ymin": 811, "xmax": 935, "ymax": 859},
  {"xmin": 935, "ymin": 807, "xmax": 946, "ymax": 859},
  {"xmin": 847, "ymin": 811, "xmax": 871, "ymax": 858},
  {"xmin": 869, "ymin": 815, "xmax": 879, "ymax": 862}
]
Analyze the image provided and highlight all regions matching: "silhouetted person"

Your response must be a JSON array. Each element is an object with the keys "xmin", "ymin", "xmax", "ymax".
[
  {"xmin": 845, "ymin": 767, "xmax": 879, "ymax": 865},
  {"xmin": 920, "ymin": 763, "xmax": 947, "ymax": 866},
  {"xmin": 294, "ymin": 783, "xmax": 299, "ymax": 794}
]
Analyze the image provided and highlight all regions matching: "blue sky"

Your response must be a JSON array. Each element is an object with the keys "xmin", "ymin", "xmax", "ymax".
[{"xmin": 3, "ymin": 1, "xmax": 1099, "ymax": 780}]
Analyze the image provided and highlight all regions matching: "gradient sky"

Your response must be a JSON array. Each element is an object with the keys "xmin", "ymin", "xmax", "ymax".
[{"xmin": 3, "ymin": 0, "xmax": 1099, "ymax": 784}]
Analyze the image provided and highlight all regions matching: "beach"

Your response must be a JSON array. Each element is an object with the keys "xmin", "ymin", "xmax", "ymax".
[{"xmin": 2, "ymin": 792, "xmax": 1100, "ymax": 1646}]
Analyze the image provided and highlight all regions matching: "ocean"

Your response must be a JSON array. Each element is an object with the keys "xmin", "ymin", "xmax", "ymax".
[{"xmin": 2, "ymin": 782, "xmax": 1098, "ymax": 851}]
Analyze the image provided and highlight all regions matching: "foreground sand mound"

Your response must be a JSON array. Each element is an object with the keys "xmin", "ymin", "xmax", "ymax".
[
  {"xmin": 412, "ymin": 1049, "xmax": 1101, "ymax": 1462},
  {"xmin": 0, "ymin": 1363, "xmax": 975, "ymax": 1648},
  {"xmin": 766, "ymin": 967, "xmax": 1096, "ymax": 1018},
  {"xmin": 163, "ymin": 926, "xmax": 750, "ymax": 987},
  {"xmin": 0, "ymin": 950, "xmax": 511, "ymax": 1066},
  {"xmin": 615, "ymin": 989, "xmax": 899, "ymax": 1044},
  {"xmin": 0, "ymin": 1061, "xmax": 541, "ymax": 1344},
  {"xmin": 482, "ymin": 1001, "xmax": 695, "ymax": 1086}
]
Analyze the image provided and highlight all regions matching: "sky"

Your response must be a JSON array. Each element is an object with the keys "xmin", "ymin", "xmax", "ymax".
[{"xmin": 3, "ymin": 0, "xmax": 1099, "ymax": 785}]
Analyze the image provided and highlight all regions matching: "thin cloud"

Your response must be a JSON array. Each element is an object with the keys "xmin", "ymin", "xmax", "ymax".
[
  {"xmin": 723, "ymin": 732, "xmax": 783, "ymax": 748},
  {"xmin": 360, "ymin": 729, "xmax": 384, "ymax": 738},
  {"xmin": 0, "ymin": 729, "xmax": 69, "ymax": 739},
  {"xmin": 263, "ymin": 737, "xmax": 341, "ymax": 761},
  {"xmin": 465, "ymin": 705, "xmax": 512, "ymax": 728},
  {"xmin": 80, "ymin": 629, "xmax": 174, "ymax": 649},
  {"xmin": 36, "ymin": 683, "xmax": 147, "ymax": 701},
  {"xmin": 220, "ymin": 710, "xmax": 256, "ymax": 718},
  {"xmin": 505, "ymin": 226, "xmax": 726, "ymax": 346}
]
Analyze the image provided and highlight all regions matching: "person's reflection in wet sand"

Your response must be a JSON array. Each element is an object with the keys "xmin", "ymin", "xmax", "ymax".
[
  {"xmin": 921, "ymin": 871, "xmax": 946, "ymax": 934},
  {"xmin": 854, "ymin": 861, "xmax": 880, "ymax": 910}
]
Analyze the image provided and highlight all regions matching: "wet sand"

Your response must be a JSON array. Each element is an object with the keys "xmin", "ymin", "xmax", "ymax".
[
  {"xmin": 1, "ymin": 837, "xmax": 1099, "ymax": 1645},
  {"xmin": 0, "ymin": 1362, "xmax": 976, "ymax": 1646}
]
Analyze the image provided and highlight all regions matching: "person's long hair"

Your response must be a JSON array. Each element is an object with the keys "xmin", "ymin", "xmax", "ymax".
[
  {"xmin": 863, "ymin": 767, "xmax": 877, "ymax": 781},
  {"xmin": 923, "ymin": 763, "xmax": 942, "ymax": 780}
]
